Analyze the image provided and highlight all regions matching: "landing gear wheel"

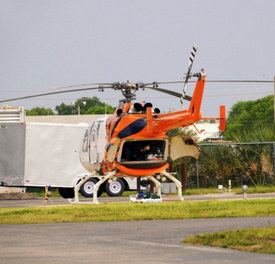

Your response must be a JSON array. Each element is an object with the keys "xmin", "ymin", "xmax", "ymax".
[
  {"xmin": 80, "ymin": 178, "xmax": 103, "ymax": 198},
  {"xmin": 105, "ymin": 178, "xmax": 125, "ymax": 197},
  {"xmin": 59, "ymin": 188, "xmax": 75, "ymax": 199}
]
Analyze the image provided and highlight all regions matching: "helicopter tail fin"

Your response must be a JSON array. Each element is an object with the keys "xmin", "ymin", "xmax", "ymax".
[
  {"xmin": 219, "ymin": 105, "xmax": 226, "ymax": 131},
  {"xmin": 188, "ymin": 72, "xmax": 206, "ymax": 117},
  {"xmin": 180, "ymin": 44, "xmax": 198, "ymax": 108}
]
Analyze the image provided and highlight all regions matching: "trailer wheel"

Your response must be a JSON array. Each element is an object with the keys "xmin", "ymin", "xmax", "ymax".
[
  {"xmin": 58, "ymin": 188, "xmax": 75, "ymax": 199},
  {"xmin": 80, "ymin": 178, "xmax": 103, "ymax": 198},
  {"xmin": 105, "ymin": 178, "xmax": 125, "ymax": 197}
]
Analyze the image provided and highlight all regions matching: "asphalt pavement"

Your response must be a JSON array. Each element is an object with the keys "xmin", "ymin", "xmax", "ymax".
[{"xmin": 0, "ymin": 217, "xmax": 275, "ymax": 263}]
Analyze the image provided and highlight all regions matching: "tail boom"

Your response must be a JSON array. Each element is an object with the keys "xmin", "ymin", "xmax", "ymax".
[{"xmin": 147, "ymin": 76, "xmax": 206, "ymax": 134}]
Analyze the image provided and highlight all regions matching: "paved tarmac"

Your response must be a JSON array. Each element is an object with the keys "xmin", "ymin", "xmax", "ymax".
[
  {"xmin": 0, "ymin": 217, "xmax": 275, "ymax": 264},
  {"xmin": 1, "ymin": 193, "xmax": 275, "ymax": 263}
]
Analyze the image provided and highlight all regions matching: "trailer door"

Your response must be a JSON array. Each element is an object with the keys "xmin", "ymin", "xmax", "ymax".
[{"xmin": 0, "ymin": 123, "xmax": 25, "ymax": 186}]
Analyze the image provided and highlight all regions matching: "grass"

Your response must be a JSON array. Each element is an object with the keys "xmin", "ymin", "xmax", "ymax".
[
  {"xmin": 182, "ymin": 226, "xmax": 275, "ymax": 254},
  {"xmin": 29, "ymin": 186, "xmax": 275, "ymax": 197},
  {"xmin": 0, "ymin": 198, "xmax": 274, "ymax": 225},
  {"xmin": 182, "ymin": 186, "xmax": 275, "ymax": 195},
  {"xmin": 234, "ymin": 186, "xmax": 275, "ymax": 194}
]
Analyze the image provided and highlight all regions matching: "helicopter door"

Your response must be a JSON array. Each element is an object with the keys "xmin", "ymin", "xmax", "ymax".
[
  {"xmin": 89, "ymin": 122, "xmax": 99, "ymax": 163},
  {"xmin": 96, "ymin": 121, "xmax": 106, "ymax": 162},
  {"xmin": 106, "ymin": 139, "xmax": 121, "ymax": 163},
  {"xmin": 170, "ymin": 135, "xmax": 198, "ymax": 161}
]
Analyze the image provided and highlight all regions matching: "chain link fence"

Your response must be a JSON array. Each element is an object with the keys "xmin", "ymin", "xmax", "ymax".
[{"xmin": 172, "ymin": 142, "xmax": 275, "ymax": 189}]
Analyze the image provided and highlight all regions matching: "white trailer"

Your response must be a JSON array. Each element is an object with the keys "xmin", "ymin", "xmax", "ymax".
[{"xmin": 0, "ymin": 106, "xmax": 139, "ymax": 199}]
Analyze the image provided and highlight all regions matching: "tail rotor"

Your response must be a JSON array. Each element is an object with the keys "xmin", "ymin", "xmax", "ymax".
[{"xmin": 180, "ymin": 44, "xmax": 198, "ymax": 108}]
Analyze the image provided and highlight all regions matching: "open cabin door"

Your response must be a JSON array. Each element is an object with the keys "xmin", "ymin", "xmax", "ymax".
[
  {"xmin": 170, "ymin": 135, "xmax": 198, "ymax": 161},
  {"xmin": 106, "ymin": 139, "xmax": 121, "ymax": 163}
]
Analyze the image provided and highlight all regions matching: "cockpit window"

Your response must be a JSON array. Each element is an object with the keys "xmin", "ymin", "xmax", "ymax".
[{"xmin": 82, "ymin": 129, "xmax": 89, "ymax": 152}]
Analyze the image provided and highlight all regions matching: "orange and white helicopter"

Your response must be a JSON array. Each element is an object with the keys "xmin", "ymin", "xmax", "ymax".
[{"xmin": 0, "ymin": 45, "xmax": 226, "ymax": 203}]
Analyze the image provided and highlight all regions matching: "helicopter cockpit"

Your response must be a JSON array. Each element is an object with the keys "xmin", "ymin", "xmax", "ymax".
[{"xmin": 117, "ymin": 139, "xmax": 168, "ymax": 169}]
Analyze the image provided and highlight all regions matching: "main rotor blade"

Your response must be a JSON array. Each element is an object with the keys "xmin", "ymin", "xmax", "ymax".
[
  {"xmin": 0, "ymin": 86, "xmax": 113, "ymax": 103},
  {"xmin": 204, "ymin": 80, "xmax": 273, "ymax": 83},
  {"xmin": 49, "ymin": 82, "xmax": 116, "ymax": 90},
  {"xmin": 144, "ymin": 86, "xmax": 192, "ymax": 101},
  {"xmin": 146, "ymin": 80, "xmax": 273, "ymax": 85}
]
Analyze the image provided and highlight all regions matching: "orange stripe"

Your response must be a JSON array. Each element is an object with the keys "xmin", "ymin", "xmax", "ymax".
[{"xmin": 112, "ymin": 160, "xmax": 169, "ymax": 176}]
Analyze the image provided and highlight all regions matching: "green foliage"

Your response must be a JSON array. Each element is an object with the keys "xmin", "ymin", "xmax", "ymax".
[
  {"xmin": 224, "ymin": 95, "xmax": 274, "ymax": 139},
  {"xmin": 55, "ymin": 103, "xmax": 75, "ymax": 115},
  {"xmin": 167, "ymin": 127, "xmax": 274, "ymax": 188},
  {"xmin": 55, "ymin": 96, "xmax": 116, "ymax": 115},
  {"xmin": 197, "ymin": 145, "xmax": 238, "ymax": 187},
  {"xmin": 230, "ymin": 126, "xmax": 275, "ymax": 142},
  {"xmin": 188, "ymin": 98, "xmax": 275, "ymax": 188},
  {"xmin": 223, "ymin": 127, "xmax": 275, "ymax": 186},
  {"xmin": 190, "ymin": 141, "xmax": 275, "ymax": 188},
  {"xmin": 25, "ymin": 107, "xmax": 55, "ymax": 116},
  {"xmin": 26, "ymin": 97, "xmax": 116, "ymax": 115}
]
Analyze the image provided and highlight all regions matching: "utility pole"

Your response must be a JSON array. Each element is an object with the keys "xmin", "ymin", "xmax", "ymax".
[{"xmin": 274, "ymin": 75, "xmax": 275, "ymax": 122}]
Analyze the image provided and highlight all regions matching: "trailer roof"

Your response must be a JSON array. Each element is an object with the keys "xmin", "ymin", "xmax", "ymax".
[{"xmin": 25, "ymin": 114, "xmax": 106, "ymax": 124}]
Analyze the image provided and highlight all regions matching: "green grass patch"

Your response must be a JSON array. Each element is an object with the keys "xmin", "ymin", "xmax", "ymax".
[
  {"xmin": 182, "ymin": 186, "xmax": 275, "ymax": 195},
  {"xmin": 182, "ymin": 188, "xmax": 221, "ymax": 195},
  {"xmin": 28, "ymin": 186, "xmax": 275, "ymax": 198},
  {"xmin": 182, "ymin": 226, "xmax": 275, "ymax": 254},
  {"xmin": 0, "ymin": 198, "xmax": 274, "ymax": 225},
  {"xmin": 234, "ymin": 186, "xmax": 275, "ymax": 194}
]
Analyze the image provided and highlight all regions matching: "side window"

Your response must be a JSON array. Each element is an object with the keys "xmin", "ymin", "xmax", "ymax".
[
  {"xmin": 82, "ymin": 129, "xmax": 89, "ymax": 152},
  {"xmin": 90, "ymin": 122, "xmax": 98, "ymax": 142}
]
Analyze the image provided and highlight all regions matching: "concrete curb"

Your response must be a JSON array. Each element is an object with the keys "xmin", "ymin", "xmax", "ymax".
[{"xmin": 0, "ymin": 193, "xmax": 37, "ymax": 200}]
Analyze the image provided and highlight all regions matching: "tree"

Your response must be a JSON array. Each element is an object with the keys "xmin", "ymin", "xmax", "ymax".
[
  {"xmin": 227, "ymin": 127, "xmax": 275, "ymax": 186},
  {"xmin": 224, "ymin": 95, "xmax": 274, "ymax": 139},
  {"xmin": 198, "ymin": 145, "xmax": 237, "ymax": 187},
  {"xmin": 25, "ymin": 107, "xmax": 55, "ymax": 116},
  {"xmin": 55, "ymin": 97, "xmax": 116, "ymax": 115},
  {"xmin": 55, "ymin": 103, "xmax": 75, "ymax": 115}
]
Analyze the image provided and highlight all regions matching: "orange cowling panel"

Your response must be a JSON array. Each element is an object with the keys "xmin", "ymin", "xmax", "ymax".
[{"xmin": 112, "ymin": 160, "xmax": 170, "ymax": 176}]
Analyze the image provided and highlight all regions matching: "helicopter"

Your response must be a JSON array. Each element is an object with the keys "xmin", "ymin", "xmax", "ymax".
[{"xmin": 0, "ymin": 45, "xmax": 226, "ymax": 203}]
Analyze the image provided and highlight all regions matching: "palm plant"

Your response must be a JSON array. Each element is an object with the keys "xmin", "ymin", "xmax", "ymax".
[{"xmin": 227, "ymin": 127, "xmax": 275, "ymax": 186}]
